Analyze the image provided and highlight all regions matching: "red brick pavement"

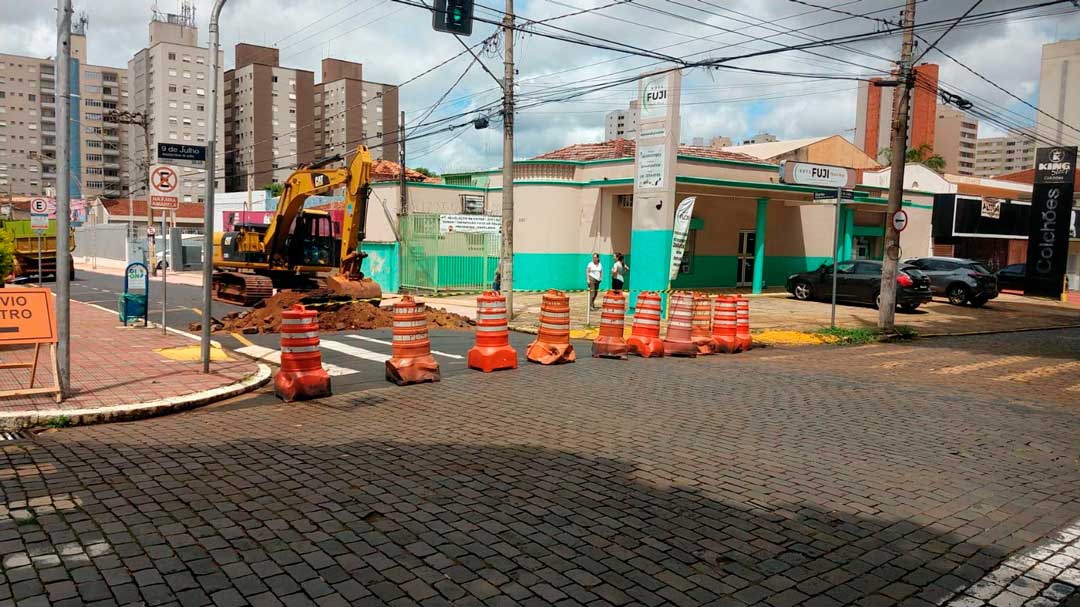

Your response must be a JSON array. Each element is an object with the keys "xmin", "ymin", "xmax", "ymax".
[{"xmin": 0, "ymin": 300, "xmax": 257, "ymax": 415}]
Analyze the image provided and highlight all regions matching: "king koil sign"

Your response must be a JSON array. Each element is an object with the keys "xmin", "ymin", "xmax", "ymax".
[{"xmin": 1025, "ymin": 146, "xmax": 1077, "ymax": 298}]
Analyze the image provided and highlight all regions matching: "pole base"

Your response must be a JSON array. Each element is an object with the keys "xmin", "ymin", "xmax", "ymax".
[
  {"xmin": 526, "ymin": 340, "xmax": 576, "ymax": 365},
  {"xmin": 386, "ymin": 354, "xmax": 441, "ymax": 386},
  {"xmin": 467, "ymin": 345, "xmax": 519, "ymax": 373}
]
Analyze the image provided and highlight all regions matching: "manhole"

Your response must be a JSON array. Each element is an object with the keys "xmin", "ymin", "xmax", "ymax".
[{"xmin": 0, "ymin": 430, "xmax": 32, "ymax": 443}]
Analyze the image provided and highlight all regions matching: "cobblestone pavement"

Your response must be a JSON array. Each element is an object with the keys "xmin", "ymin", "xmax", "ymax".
[{"xmin": 2, "ymin": 329, "xmax": 1080, "ymax": 606}]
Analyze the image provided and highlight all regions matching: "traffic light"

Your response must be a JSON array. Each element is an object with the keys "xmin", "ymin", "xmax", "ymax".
[{"xmin": 432, "ymin": 0, "xmax": 473, "ymax": 36}]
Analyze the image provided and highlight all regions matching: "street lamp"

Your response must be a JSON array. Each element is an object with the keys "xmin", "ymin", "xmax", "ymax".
[{"xmin": 201, "ymin": 0, "xmax": 227, "ymax": 373}]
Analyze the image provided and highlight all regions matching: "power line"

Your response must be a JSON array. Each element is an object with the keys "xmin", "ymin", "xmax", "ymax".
[{"xmin": 911, "ymin": 0, "xmax": 983, "ymax": 65}]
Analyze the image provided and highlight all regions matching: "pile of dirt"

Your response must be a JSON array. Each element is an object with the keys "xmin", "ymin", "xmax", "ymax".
[{"xmin": 198, "ymin": 289, "xmax": 474, "ymax": 334}]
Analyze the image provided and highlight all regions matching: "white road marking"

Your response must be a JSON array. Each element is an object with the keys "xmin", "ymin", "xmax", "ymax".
[
  {"xmin": 996, "ymin": 361, "xmax": 1080, "ymax": 383},
  {"xmin": 235, "ymin": 345, "xmax": 358, "ymax": 376},
  {"xmin": 934, "ymin": 356, "xmax": 1036, "ymax": 375},
  {"xmin": 347, "ymin": 334, "xmax": 465, "ymax": 359},
  {"xmin": 317, "ymin": 340, "xmax": 392, "ymax": 363}
]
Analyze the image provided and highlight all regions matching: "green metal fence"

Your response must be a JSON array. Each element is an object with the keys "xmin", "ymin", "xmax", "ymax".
[{"xmin": 400, "ymin": 213, "xmax": 500, "ymax": 293}]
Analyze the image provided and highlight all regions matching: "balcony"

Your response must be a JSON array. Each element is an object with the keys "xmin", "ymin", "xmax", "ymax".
[
  {"xmin": 40, "ymin": 85, "xmax": 55, "ymax": 95},
  {"xmin": 103, "ymin": 162, "xmax": 120, "ymax": 170},
  {"xmin": 41, "ymin": 142, "xmax": 55, "ymax": 151},
  {"xmin": 102, "ymin": 133, "xmax": 119, "ymax": 142},
  {"xmin": 102, "ymin": 147, "xmax": 119, "ymax": 156},
  {"xmin": 42, "ymin": 170, "xmax": 56, "ymax": 179}
]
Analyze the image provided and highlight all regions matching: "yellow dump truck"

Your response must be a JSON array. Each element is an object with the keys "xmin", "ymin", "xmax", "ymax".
[{"xmin": 0, "ymin": 218, "xmax": 75, "ymax": 282}]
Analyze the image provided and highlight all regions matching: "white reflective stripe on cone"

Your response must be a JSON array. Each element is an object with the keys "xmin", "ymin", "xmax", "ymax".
[
  {"xmin": 394, "ymin": 307, "xmax": 423, "ymax": 315},
  {"xmin": 393, "ymin": 333, "xmax": 427, "ymax": 342},
  {"xmin": 478, "ymin": 302, "xmax": 505, "ymax": 309},
  {"xmin": 477, "ymin": 312, "xmax": 507, "ymax": 320},
  {"xmin": 281, "ymin": 331, "xmax": 321, "ymax": 340},
  {"xmin": 281, "ymin": 317, "xmax": 315, "ymax": 325},
  {"xmin": 475, "ymin": 325, "xmax": 508, "ymax": 332},
  {"xmin": 281, "ymin": 345, "xmax": 321, "ymax": 353},
  {"xmin": 539, "ymin": 322, "xmax": 569, "ymax": 331},
  {"xmin": 541, "ymin": 312, "xmax": 570, "ymax": 319},
  {"xmin": 634, "ymin": 318, "xmax": 661, "ymax": 326},
  {"xmin": 394, "ymin": 319, "xmax": 428, "ymax": 328},
  {"xmin": 669, "ymin": 320, "xmax": 693, "ymax": 328}
]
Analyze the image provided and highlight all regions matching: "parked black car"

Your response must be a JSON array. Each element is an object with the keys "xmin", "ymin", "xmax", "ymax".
[
  {"xmin": 785, "ymin": 260, "xmax": 933, "ymax": 311},
  {"xmin": 903, "ymin": 257, "xmax": 998, "ymax": 306},
  {"xmin": 996, "ymin": 263, "xmax": 1027, "ymax": 291}
]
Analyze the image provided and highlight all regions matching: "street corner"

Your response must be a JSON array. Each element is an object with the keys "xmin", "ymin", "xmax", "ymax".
[{"xmin": 154, "ymin": 342, "xmax": 233, "ymax": 362}]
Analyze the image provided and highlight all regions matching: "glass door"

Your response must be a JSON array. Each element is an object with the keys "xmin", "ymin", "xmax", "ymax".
[{"xmin": 737, "ymin": 230, "xmax": 755, "ymax": 286}]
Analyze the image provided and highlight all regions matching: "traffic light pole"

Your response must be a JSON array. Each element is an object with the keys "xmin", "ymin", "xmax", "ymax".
[
  {"xmin": 878, "ymin": 0, "xmax": 917, "ymax": 332},
  {"xmin": 500, "ymin": 0, "xmax": 515, "ymax": 319},
  {"xmin": 55, "ymin": 0, "xmax": 72, "ymax": 396}
]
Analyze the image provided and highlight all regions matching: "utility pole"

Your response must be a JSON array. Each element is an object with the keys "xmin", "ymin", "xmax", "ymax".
[
  {"xmin": 399, "ymin": 111, "xmax": 407, "ymax": 215},
  {"xmin": 106, "ymin": 109, "xmax": 154, "ymax": 272},
  {"xmin": 202, "ymin": 0, "xmax": 227, "ymax": 373},
  {"xmin": 501, "ymin": 0, "xmax": 515, "ymax": 317},
  {"xmin": 55, "ymin": 0, "xmax": 72, "ymax": 395},
  {"xmin": 878, "ymin": 0, "xmax": 917, "ymax": 332}
]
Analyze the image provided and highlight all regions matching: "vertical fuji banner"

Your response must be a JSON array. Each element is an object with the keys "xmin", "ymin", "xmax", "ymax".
[
  {"xmin": 628, "ymin": 69, "xmax": 682, "ymax": 306},
  {"xmin": 669, "ymin": 196, "xmax": 696, "ymax": 281},
  {"xmin": 1024, "ymin": 146, "xmax": 1077, "ymax": 298}
]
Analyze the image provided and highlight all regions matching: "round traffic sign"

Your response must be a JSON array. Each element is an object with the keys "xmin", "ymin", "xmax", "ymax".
[
  {"xmin": 892, "ymin": 209, "xmax": 909, "ymax": 232},
  {"xmin": 151, "ymin": 166, "xmax": 179, "ymax": 193},
  {"xmin": 30, "ymin": 198, "xmax": 49, "ymax": 214}
]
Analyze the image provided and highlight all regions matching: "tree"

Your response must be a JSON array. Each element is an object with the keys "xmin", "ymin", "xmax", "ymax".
[
  {"xmin": 263, "ymin": 183, "xmax": 284, "ymax": 197},
  {"xmin": 412, "ymin": 167, "xmax": 436, "ymax": 177},
  {"xmin": 0, "ymin": 229, "xmax": 14, "ymax": 283},
  {"xmin": 879, "ymin": 144, "xmax": 947, "ymax": 173}
]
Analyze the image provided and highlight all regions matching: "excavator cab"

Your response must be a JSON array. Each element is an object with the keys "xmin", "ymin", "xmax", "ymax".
[{"xmin": 287, "ymin": 210, "xmax": 336, "ymax": 268}]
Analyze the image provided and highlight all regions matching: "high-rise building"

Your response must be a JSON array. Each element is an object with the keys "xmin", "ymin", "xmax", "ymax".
[
  {"xmin": 855, "ymin": 63, "xmax": 940, "ymax": 164},
  {"xmin": 741, "ymin": 132, "xmax": 778, "ymax": 145},
  {"xmin": 313, "ymin": 58, "xmax": 399, "ymax": 163},
  {"xmin": 1036, "ymin": 39, "xmax": 1080, "ymax": 147},
  {"xmin": 974, "ymin": 135, "xmax": 1037, "ymax": 177},
  {"xmin": 126, "ymin": 7, "xmax": 225, "ymax": 202},
  {"xmin": 0, "ymin": 19, "xmax": 130, "ymax": 199},
  {"xmin": 223, "ymin": 44, "xmax": 315, "ymax": 192},
  {"xmin": 604, "ymin": 100, "xmax": 639, "ymax": 140},
  {"xmin": 934, "ymin": 105, "xmax": 978, "ymax": 176}
]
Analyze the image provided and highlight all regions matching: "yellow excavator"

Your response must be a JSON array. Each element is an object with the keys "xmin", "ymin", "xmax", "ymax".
[{"xmin": 211, "ymin": 145, "xmax": 382, "ymax": 306}]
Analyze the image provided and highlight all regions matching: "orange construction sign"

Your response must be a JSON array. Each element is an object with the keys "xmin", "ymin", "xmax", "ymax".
[{"xmin": 0, "ymin": 288, "xmax": 58, "ymax": 345}]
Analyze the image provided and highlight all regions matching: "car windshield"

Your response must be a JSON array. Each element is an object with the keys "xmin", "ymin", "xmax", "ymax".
[{"xmin": 965, "ymin": 263, "xmax": 991, "ymax": 274}]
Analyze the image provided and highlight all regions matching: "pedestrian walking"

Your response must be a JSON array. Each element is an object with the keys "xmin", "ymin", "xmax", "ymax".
[
  {"xmin": 586, "ymin": 253, "xmax": 603, "ymax": 310},
  {"xmin": 611, "ymin": 253, "xmax": 628, "ymax": 292},
  {"xmin": 492, "ymin": 269, "xmax": 501, "ymax": 293}
]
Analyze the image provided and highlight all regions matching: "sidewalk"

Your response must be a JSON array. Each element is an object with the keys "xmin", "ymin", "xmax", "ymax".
[
  {"xmin": 0, "ymin": 298, "xmax": 269, "ymax": 430},
  {"xmin": 74, "ymin": 260, "xmax": 206, "ymax": 287}
]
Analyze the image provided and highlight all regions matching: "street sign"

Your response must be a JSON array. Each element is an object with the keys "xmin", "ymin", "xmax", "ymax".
[
  {"xmin": 30, "ymin": 198, "xmax": 49, "ymax": 215},
  {"xmin": 149, "ymin": 165, "xmax": 181, "ymax": 210},
  {"xmin": 892, "ymin": 209, "xmax": 909, "ymax": 232},
  {"xmin": 157, "ymin": 143, "xmax": 207, "ymax": 162},
  {"xmin": 30, "ymin": 213, "xmax": 49, "ymax": 231},
  {"xmin": 812, "ymin": 190, "xmax": 855, "ymax": 203},
  {"xmin": 780, "ymin": 161, "xmax": 856, "ymax": 189}
]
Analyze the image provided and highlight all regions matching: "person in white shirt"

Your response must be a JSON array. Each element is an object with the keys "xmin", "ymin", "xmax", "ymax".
[
  {"xmin": 611, "ymin": 252, "xmax": 628, "ymax": 292},
  {"xmin": 586, "ymin": 253, "xmax": 603, "ymax": 309}
]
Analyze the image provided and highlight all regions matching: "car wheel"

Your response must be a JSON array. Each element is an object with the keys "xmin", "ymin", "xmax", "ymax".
[
  {"xmin": 874, "ymin": 292, "xmax": 881, "ymax": 309},
  {"xmin": 947, "ymin": 284, "xmax": 970, "ymax": 306},
  {"xmin": 793, "ymin": 280, "xmax": 813, "ymax": 301},
  {"xmin": 970, "ymin": 297, "xmax": 988, "ymax": 308},
  {"xmin": 899, "ymin": 303, "xmax": 919, "ymax": 312}
]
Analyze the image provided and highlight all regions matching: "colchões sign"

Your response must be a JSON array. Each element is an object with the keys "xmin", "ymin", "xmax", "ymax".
[
  {"xmin": 157, "ymin": 143, "xmax": 207, "ymax": 162},
  {"xmin": 1024, "ymin": 146, "xmax": 1077, "ymax": 298}
]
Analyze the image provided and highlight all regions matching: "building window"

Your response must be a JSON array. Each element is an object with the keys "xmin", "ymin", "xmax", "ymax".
[
  {"xmin": 196, "ymin": 88, "xmax": 205, "ymax": 96},
  {"xmin": 169, "ymin": 131, "xmax": 178, "ymax": 140},
  {"xmin": 196, "ymin": 72, "xmax": 204, "ymax": 80},
  {"xmin": 168, "ymin": 69, "xmax": 177, "ymax": 77},
  {"xmin": 85, "ymin": 112, "xmax": 101, "ymax": 121},
  {"xmin": 84, "ymin": 71, "xmax": 98, "ymax": 80},
  {"xmin": 182, "ymin": 71, "xmax": 191, "ymax": 79},
  {"xmin": 85, "ymin": 153, "xmax": 102, "ymax": 162},
  {"xmin": 169, "ymin": 84, "xmax": 177, "ymax": 93},
  {"xmin": 168, "ymin": 52, "xmax": 176, "ymax": 60}
]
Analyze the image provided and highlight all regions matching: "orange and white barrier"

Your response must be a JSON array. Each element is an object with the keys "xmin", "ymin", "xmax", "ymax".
[
  {"xmin": 712, "ymin": 295, "xmax": 738, "ymax": 354},
  {"xmin": 662, "ymin": 292, "xmax": 698, "ymax": 357},
  {"xmin": 735, "ymin": 295, "xmax": 752, "ymax": 352},
  {"xmin": 385, "ymin": 296, "xmax": 441, "ymax": 385},
  {"xmin": 592, "ymin": 290, "xmax": 628, "ymax": 359},
  {"xmin": 691, "ymin": 292, "xmax": 719, "ymax": 355},
  {"xmin": 626, "ymin": 291, "xmax": 664, "ymax": 358},
  {"xmin": 467, "ymin": 291, "xmax": 518, "ymax": 373},
  {"xmin": 526, "ymin": 289, "xmax": 576, "ymax": 365},
  {"xmin": 274, "ymin": 304, "xmax": 332, "ymax": 401}
]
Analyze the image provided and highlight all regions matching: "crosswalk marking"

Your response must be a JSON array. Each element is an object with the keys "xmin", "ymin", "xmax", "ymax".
[
  {"xmin": 235, "ymin": 345, "xmax": 359, "ymax": 376},
  {"xmin": 875, "ymin": 360, "xmax": 906, "ymax": 369},
  {"xmin": 318, "ymin": 340, "xmax": 391, "ymax": 363},
  {"xmin": 995, "ymin": 360, "xmax": 1080, "ymax": 383},
  {"xmin": 933, "ymin": 355, "xmax": 1036, "ymax": 375},
  {"xmin": 347, "ymin": 334, "xmax": 465, "ymax": 360}
]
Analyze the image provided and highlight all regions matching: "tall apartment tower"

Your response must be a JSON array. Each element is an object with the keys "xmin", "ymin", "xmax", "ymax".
[
  {"xmin": 0, "ymin": 19, "xmax": 129, "ymax": 199},
  {"xmin": 975, "ymin": 135, "xmax": 1037, "ymax": 177},
  {"xmin": 127, "ymin": 8, "xmax": 224, "ymax": 202},
  {"xmin": 223, "ymin": 44, "xmax": 315, "ymax": 191},
  {"xmin": 855, "ymin": 63, "xmax": 940, "ymax": 164},
  {"xmin": 604, "ymin": 100, "xmax": 639, "ymax": 140},
  {"xmin": 934, "ymin": 105, "xmax": 978, "ymax": 176},
  {"xmin": 314, "ymin": 59, "xmax": 399, "ymax": 163},
  {"xmin": 1036, "ymin": 39, "xmax": 1080, "ymax": 147}
]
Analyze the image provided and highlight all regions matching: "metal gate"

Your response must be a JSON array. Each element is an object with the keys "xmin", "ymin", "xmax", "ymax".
[{"xmin": 400, "ymin": 213, "xmax": 500, "ymax": 293}]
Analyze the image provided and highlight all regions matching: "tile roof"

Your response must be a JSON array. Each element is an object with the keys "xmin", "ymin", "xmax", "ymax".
[
  {"xmin": 100, "ymin": 199, "xmax": 207, "ymax": 219},
  {"xmin": 532, "ymin": 138, "xmax": 765, "ymax": 164},
  {"xmin": 371, "ymin": 160, "xmax": 436, "ymax": 183}
]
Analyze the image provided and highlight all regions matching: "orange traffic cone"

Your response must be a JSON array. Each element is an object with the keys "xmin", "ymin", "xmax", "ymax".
[
  {"xmin": 592, "ymin": 290, "xmax": 628, "ymax": 359},
  {"xmin": 735, "ymin": 296, "xmax": 752, "ymax": 352},
  {"xmin": 385, "ymin": 296, "xmax": 441, "ymax": 385},
  {"xmin": 274, "ymin": 304, "xmax": 331, "ymax": 402},
  {"xmin": 467, "ymin": 291, "xmax": 518, "ymax": 373},
  {"xmin": 691, "ymin": 293, "xmax": 719, "ymax": 355},
  {"xmin": 712, "ymin": 295, "xmax": 738, "ymax": 354},
  {"xmin": 662, "ymin": 292, "xmax": 698, "ymax": 357},
  {"xmin": 526, "ymin": 290, "xmax": 576, "ymax": 364},
  {"xmin": 626, "ymin": 291, "xmax": 664, "ymax": 358}
]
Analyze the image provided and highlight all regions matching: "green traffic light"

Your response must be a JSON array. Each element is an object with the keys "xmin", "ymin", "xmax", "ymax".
[{"xmin": 452, "ymin": 7, "xmax": 462, "ymax": 21}]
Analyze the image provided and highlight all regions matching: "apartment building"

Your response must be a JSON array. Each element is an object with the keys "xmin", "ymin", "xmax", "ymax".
[
  {"xmin": 934, "ymin": 105, "xmax": 978, "ymax": 176},
  {"xmin": 0, "ymin": 22, "xmax": 129, "ymax": 199},
  {"xmin": 741, "ymin": 132, "xmax": 778, "ymax": 145},
  {"xmin": 127, "ymin": 10, "xmax": 224, "ymax": 203},
  {"xmin": 855, "ymin": 63, "xmax": 940, "ymax": 164},
  {"xmin": 223, "ymin": 44, "xmax": 315, "ymax": 191},
  {"xmin": 314, "ymin": 58, "xmax": 399, "ymax": 164},
  {"xmin": 975, "ymin": 135, "xmax": 1037, "ymax": 177},
  {"xmin": 604, "ymin": 100, "xmax": 639, "ymax": 140},
  {"xmin": 1036, "ymin": 39, "xmax": 1080, "ymax": 147}
]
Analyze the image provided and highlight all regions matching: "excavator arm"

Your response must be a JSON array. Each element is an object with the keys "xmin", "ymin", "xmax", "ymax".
[{"xmin": 338, "ymin": 146, "xmax": 373, "ymax": 279}]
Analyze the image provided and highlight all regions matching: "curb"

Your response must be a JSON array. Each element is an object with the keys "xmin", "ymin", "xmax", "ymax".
[
  {"xmin": 916, "ymin": 323, "xmax": 1080, "ymax": 339},
  {"xmin": 0, "ymin": 364, "xmax": 272, "ymax": 431}
]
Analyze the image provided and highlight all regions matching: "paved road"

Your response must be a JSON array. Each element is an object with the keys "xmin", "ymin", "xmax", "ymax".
[{"xmin": 3, "ymin": 330, "xmax": 1080, "ymax": 606}]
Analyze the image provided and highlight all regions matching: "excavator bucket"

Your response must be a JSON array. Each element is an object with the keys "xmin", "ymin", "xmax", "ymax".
[{"xmin": 326, "ymin": 274, "xmax": 382, "ymax": 303}]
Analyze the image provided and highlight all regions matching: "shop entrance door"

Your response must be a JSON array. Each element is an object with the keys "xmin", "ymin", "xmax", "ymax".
[{"xmin": 737, "ymin": 230, "xmax": 755, "ymax": 286}]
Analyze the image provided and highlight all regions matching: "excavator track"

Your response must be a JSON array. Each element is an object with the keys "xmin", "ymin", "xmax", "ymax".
[{"xmin": 212, "ymin": 272, "xmax": 274, "ymax": 307}]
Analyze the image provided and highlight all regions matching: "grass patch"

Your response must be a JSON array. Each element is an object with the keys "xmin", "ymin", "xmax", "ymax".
[
  {"xmin": 44, "ymin": 416, "xmax": 72, "ymax": 429},
  {"xmin": 815, "ymin": 327, "xmax": 882, "ymax": 345}
]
